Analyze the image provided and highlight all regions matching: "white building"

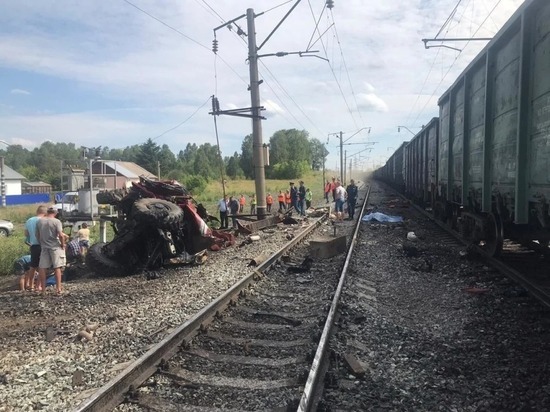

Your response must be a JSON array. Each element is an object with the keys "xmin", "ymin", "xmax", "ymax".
[{"xmin": 2, "ymin": 164, "xmax": 25, "ymax": 195}]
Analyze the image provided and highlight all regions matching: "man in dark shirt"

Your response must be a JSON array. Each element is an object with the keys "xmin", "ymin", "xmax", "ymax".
[
  {"xmin": 229, "ymin": 196, "xmax": 240, "ymax": 228},
  {"xmin": 298, "ymin": 181, "xmax": 306, "ymax": 216},
  {"xmin": 346, "ymin": 179, "xmax": 358, "ymax": 220},
  {"xmin": 290, "ymin": 182, "xmax": 298, "ymax": 212}
]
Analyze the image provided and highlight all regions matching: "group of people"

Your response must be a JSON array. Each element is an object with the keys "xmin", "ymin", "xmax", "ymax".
[
  {"xmin": 216, "ymin": 183, "xmax": 314, "ymax": 229},
  {"xmin": 217, "ymin": 194, "xmax": 256, "ymax": 229},
  {"xmin": 285, "ymin": 181, "xmax": 311, "ymax": 216},
  {"xmin": 15, "ymin": 205, "xmax": 90, "ymax": 294},
  {"xmin": 324, "ymin": 177, "xmax": 358, "ymax": 221}
]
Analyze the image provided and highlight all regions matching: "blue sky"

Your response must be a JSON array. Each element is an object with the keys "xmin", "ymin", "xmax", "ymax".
[{"xmin": 0, "ymin": 0, "xmax": 525, "ymax": 170}]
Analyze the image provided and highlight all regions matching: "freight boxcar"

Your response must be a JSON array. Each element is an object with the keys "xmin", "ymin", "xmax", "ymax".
[
  {"xmin": 435, "ymin": 0, "xmax": 550, "ymax": 255},
  {"xmin": 383, "ymin": 142, "xmax": 408, "ymax": 192},
  {"xmin": 403, "ymin": 118, "xmax": 439, "ymax": 207}
]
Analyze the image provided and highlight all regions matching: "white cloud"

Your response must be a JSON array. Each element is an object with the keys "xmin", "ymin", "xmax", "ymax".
[
  {"xmin": 0, "ymin": 0, "xmax": 527, "ymax": 168},
  {"xmin": 10, "ymin": 88, "xmax": 30, "ymax": 95},
  {"xmin": 357, "ymin": 93, "xmax": 389, "ymax": 113}
]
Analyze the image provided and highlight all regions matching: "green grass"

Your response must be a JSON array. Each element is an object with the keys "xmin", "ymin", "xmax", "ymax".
[{"xmin": 197, "ymin": 169, "xmax": 332, "ymax": 213}]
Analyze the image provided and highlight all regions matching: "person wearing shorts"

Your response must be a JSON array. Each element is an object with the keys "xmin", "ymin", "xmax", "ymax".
[
  {"xmin": 334, "ymin": 181, "xmax": 347, "ymax": 221},
  {"xmin": 36, "ymin": 207, "xmax": 67, "ymax": 294},
  {"xmin": 24, "ymin": 205, "xmax": 47, "ymax": 291}
]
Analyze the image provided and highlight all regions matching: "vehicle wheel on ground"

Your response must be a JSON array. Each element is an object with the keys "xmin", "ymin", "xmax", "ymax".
[
  {"xmin": 96, "ymin": 190, "xmax": 125, "ymax": 205},
  {"xmin": 0, "ymin": 228, "xmax": 8, "ymax": 237},
  {"xmin": 86, "ymin": 242, "xmax": 132, "ymax": 277},
  {"xmin": 131, "ymin": 198, "xmax": 183, "ymax": 228}
]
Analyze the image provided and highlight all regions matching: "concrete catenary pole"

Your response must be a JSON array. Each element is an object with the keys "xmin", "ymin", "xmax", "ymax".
[
  {"xmin": 339, "ymin": 131, "xmax": 343, "ymax": 183},
  {"xmin": 247, "ymin": 8, "xmax": 266, "ymax": 218}
]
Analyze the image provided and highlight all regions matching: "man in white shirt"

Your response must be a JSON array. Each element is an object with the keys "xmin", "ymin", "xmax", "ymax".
[
  {"xmin": 334, "ymin": 182, "xmax": 346, "ymax": 221},
  {"xmin": 217, "ymin": 195, "xmax": 229, "ymax": 229}
]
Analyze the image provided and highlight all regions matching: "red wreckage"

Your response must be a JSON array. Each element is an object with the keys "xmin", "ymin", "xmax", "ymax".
[{"xmin": 86, "ymin": 177, "xmax": 233, "ymax": 276}]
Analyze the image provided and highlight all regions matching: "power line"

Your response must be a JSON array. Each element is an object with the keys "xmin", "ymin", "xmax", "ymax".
[
  {"xmin": 435, "ymin": 0, "xmax": 463, "ymax": 38},
  {"xmin": 150, "ymin": 96, "xmax": 211, "ymax": 142},
  {"xmin": 329, "ymin": 9, "xmax": 367, "ymax": 128},
  {"xmin": 121, "ymin": 0, "xmax": 248, "ymax": 86},
  {"xmin": 122, "ymin": 0, "xmax": 210, "ymax": 51},
  {"xmin": 405, "ymin": 0, "xmax": 470, "ymax": 125},
  {"xmin": 412, "ymin": 0, "xmax": 502, "ymax": 126},
  {"xmin": 263, "ymin": 0, "xmax": 295, "ymax": 14},
  {"xmin": 200, "ymin": 0, "xmax": 327, "ymax": 136},
  {"xmin": 306, "ymin": 0, "xmax": 358, "ymax": 130}
]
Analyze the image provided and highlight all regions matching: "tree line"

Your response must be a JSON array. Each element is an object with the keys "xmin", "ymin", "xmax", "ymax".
[{"xmin": 0, "ymin": 129, "xmax": 328, "ymax": 193}]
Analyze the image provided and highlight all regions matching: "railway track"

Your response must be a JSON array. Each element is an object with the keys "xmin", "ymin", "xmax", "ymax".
[
  {"xmin": 381, "ymin": 182, "xmax": 550, "ymax": 309},
  {"xmin": 74, "ymin": 185, "xmax": 371, "ymax": 412},
  {"xmin": 321, "ymin": 180, "xmax": 550, "ymax": 411}
]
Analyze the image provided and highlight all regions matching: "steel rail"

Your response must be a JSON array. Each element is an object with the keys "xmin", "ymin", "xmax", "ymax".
[
  {"xmin": 413, "ymin": 203, "xmax": 550, "ymax": 309},
  {"xmin": 382, "ymin": 181, "xmax": 550, "ymax": 309},
  {"xmin": 298, "ymin": 184, "xmax": 371, "ymax": 412},
  {"xmin": 74, "ymin": 213, "xmax": 328, "ymax": 412}
]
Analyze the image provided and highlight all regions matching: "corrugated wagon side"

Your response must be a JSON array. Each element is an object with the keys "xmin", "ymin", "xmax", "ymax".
[
  {"xmin": 436, "ymin": 0, "xmax": 550, "ymax": 254},
  {"xmin": 404, "ymin": 118, "xmax": 439, "ymax": 207}
]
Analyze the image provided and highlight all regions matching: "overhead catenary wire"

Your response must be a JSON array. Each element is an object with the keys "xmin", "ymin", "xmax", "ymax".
[
  {"xmin": 150, "ymin": 96, "xmax": 211, "ymax": 142},
  {"xmin": 121, "ymin": 0, "xmax": 248, "ymax": 86},
  {"xmin": 203, "ymin": 0, "xmax": 328, "ymax": 136},
  {"xmin": 306, "ymin": 0, "xmax": 359, "ymax": 130},
  {"xmin": 329, "ymin": 9, "xmax": 368, "ymax": 129},
  {"xmin": 412, "ymin": 0, "xmax": 503, "ymax": 126},
  {"xmin": 404, "ymin": 0, "xmax": 471, "ymax": 126}
]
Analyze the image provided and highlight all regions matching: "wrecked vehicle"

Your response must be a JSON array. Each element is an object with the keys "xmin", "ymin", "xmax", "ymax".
[{"xmin": 87, "ymin": 176, "xmax": 224, "ymax": 276}]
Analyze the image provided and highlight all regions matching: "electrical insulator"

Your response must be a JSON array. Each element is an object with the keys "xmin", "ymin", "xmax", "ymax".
[
  {"xmin": 212, "ymin": 38, "xmax": 218, "ymax": 54},
  {"xmin": 326, "ymin": 0, "xmax": 334, "ymax": 9}
]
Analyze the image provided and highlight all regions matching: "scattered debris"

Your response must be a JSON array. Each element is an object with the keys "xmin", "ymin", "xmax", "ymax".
[
  {"xmin": 72, "ymin": 370, "xmax": 84, "ymax": 387},
  {"xmin": 402, "ymin": 240, "xmax": 420, "ymax": 257},
  {"xmin": 287, "ymin": 257, "xmax": 314, "ymax": 273},
  {"xmin": 283, "ymin": 216, "xmax": 299, "ymax": 225},
  {"xmin": 248, "ymin": 253, "xmax": 271, "ymax": 267},
  {"xmin": 407, "ymin": 231, "xmax": 418, "ymax": 241},
  {"xmin": 343, "ymin": 353, "xmax": 369, "ymax": 377},
  {"xmin": 77, "ymin": 330, "xmax": 94, "ymax": 341},
  {"xmin": 45, "ymin": 326, "xmax": 57, "ymax": 342}
]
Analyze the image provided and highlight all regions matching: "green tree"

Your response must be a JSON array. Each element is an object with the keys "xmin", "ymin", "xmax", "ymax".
[
  {"xmin": 135, "ymin": 139, "xmax": 161, "ymax": 175},
  {"xmin": 239, "ymin": 134, "xmax": 254, "ymax": 179},
  {"xmin": 226, "ymin": 152, "xmax": 243, "ymax": 179},
  {"xmin": 310, "ymin": 137, "xmax": 329, "ymax": 170}
]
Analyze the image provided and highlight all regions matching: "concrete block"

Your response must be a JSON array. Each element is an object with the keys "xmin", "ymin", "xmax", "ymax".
[{"xmin": 309, "ymin": 235, "xmax": 347, "ymax": 259}]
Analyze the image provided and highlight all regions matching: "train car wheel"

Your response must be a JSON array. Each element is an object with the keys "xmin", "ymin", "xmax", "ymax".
[{"xmin": 482, "ymin": 213, "xmax": 504, "ymax": 257}]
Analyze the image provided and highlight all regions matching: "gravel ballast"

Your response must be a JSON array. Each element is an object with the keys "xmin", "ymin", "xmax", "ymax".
[
  {"xmin": 324, "ymin": 181, "xmax": 550, "ymax": 411},
  {"xmin": 0, "ymin": 221, "xmax": 316, "ymax": 412}
]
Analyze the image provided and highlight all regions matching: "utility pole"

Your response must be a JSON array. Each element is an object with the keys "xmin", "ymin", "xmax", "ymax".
[
  {"xmin": 339, "ymin": 132, "xmax": 343, "ymax": 183},
  {"xmin": 247, "ymin": 8, "xmax": 266, "ymax": 218},
  {"xmin": 157, "ymin": 161, "xmax": 161, "ymax": 181},
  {"xmin": 212, "ymin": 2, "xmax": 317, "ymax": 219},
  {"xmin": 344, "ymin": 150, "xmax": 347, "ymax": 185},
  {"xmin": 0, "ymin": 156, "xmax": 5, "ymax": 207}
]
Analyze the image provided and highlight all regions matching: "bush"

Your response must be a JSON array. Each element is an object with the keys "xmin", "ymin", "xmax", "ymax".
[
  {"xmin": 183, "ymin": 175, "xmax": 208, "ymax": 195},
  {"xmin": 268, "ymin": 160, "xmax": 310, "ymax": 180},
  {"xmin": 0, "ymin": 235, "xmax": 29, "ymax": 276}
]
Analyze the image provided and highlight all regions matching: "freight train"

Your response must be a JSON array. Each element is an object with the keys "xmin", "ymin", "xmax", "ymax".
[{"xmin": 376, "ymin": 0, "xmax": 550, "ymax": 256}]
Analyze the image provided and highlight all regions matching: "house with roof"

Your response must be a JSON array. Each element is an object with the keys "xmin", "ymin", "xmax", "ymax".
[
  {"xmin": 91, "ymin": 161, "xmax": 157, "ymax": 190},
  {"xmin": 2, "ymin": 164, "xmax": 25, "ymax": 195},
  {"xmin": 22, "ymin": 181, "xmax": 52, "ymax": 194}
]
